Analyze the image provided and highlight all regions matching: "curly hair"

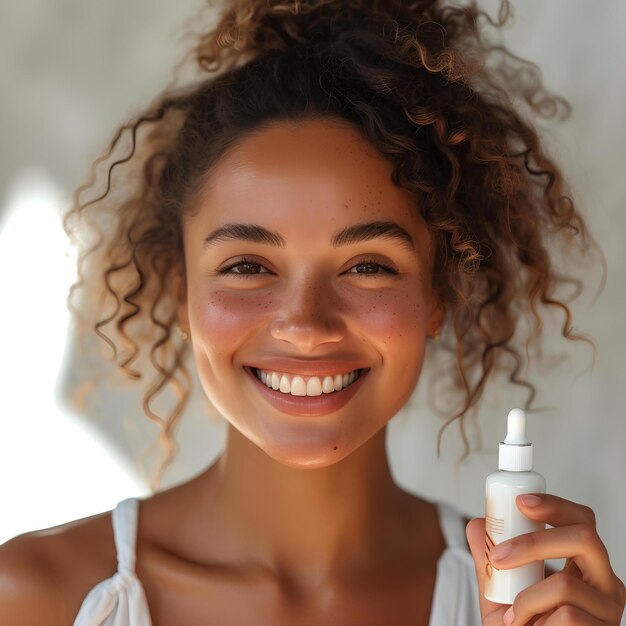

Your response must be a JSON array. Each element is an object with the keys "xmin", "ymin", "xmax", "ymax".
[{"xmin": 62, "ymin": 0, "xmax": 604, "ymax": 492}]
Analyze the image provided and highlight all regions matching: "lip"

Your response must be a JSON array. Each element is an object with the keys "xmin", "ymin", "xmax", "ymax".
[
  {"xmin": 245, "ymin": 358, "xmax": 370, "ymax": 377},
  {"xmin": 243, "ymin": 366, "xmax": 370, "ymax": 417}
]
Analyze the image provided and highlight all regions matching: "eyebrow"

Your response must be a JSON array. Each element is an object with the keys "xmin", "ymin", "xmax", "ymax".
[{"xmin": 203, "ymin": 220, "xmax": 416, "ymax": 253}]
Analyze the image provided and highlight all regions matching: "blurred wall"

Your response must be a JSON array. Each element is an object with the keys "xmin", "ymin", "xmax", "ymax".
[{"xmin": 1, "ymin": 0, "xmax": 624, "ymax": 607}]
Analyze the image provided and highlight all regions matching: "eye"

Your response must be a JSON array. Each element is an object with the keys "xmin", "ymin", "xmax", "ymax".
[
  {"xmin": 347, "ymin": 258, "xmax": 399, "ymax": 276},
  {"xmin": 218, "ymin": 256, "xmax": 269, "ymax": 276},
  {"xmin": 218, "ymin": 257, "xmax": 398, "ymax": 277}
]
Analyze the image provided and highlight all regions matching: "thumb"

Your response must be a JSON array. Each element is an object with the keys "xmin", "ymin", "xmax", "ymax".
[{"xmin": 466, "ymin": 517, "xmax": 510, "ymax": 625}]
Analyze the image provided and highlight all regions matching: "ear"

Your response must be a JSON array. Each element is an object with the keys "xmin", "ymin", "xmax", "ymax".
[
  {"xmin": 172, "ymin": 262, "xmax": 190, "ymax": 336},
  {"xmin": 426, "ymin": 294, "xmax": 446, "ymax": 338}
]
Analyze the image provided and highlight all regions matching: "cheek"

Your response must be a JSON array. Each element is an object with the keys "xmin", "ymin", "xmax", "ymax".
[
  {"xmin": 189, "ymin": 281, "xmax": 428, "ymax": 354},
  {"xmin": 346, "ymin": 288, "xmax": 428, "ymax": 343},
  {"xmin": 346, "ymin": 288, "xmax": 429, "ymax": 396},
  {"xmin": 190, "ymin": 289, "xmax": 271, "ymax": 346}
]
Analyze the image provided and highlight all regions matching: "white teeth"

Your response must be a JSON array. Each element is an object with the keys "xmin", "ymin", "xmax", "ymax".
[
  {"xmin": 306, "ymin": 377, "xmax": 323, "ymax": 396},
  {"xmin": 322, "ymin": 376, "xmax": 336, "ymax": 394},
  {"xmin": 253, "ymin": 368, "xmax": 362, "ymax": 396},
  {"xmin": 290, "ymin": 376, "xmax": 307, "ymax": 396}
]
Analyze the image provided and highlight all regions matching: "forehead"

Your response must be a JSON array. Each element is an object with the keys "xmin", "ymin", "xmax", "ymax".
[
  {"xmin": 188, "ymin": 117, "xmax": 431, "ymax": 256},
  {"xmin": 197, "ymin": 117, "xmax": 411, "ymax": 209}
]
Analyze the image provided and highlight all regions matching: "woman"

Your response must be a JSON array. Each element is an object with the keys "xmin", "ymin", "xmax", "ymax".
[{"xmin": 1, "ymin": 0, "xmax": 624, "ymax": 624}]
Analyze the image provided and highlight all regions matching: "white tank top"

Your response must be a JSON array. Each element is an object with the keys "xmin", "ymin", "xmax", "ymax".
[{"xmin": 72, "ymin": 497, "xmax": 481, "ymax": 625}]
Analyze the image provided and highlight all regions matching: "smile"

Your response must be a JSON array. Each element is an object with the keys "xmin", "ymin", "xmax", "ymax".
[{"xmin": 251, "ymin": 367, "xmax": 364, "ymax": 397}]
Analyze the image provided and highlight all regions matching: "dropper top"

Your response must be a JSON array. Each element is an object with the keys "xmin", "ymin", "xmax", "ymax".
[
  {"xmin": 498, "ymin": 408, "xmax": 533, "ymax": 471},
  {"xmin": 503, "ymin": 408, "xmax": 530, "ymax": 445}
]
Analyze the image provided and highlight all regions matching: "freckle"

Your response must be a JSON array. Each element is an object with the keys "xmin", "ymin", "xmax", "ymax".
[{"xmin": 333, "ymin": 446, "xmax": 338, "ymax": 451}]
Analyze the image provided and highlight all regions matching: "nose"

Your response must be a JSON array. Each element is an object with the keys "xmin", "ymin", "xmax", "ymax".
[{"xmin": 269, "ymin": 273, "xmax": 345, "ymax": 351}]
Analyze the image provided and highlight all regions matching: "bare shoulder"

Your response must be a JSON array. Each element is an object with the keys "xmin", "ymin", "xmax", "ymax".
[{"xmin": 0, "ymin": 509, "xmax": 118, "ymax": 626}]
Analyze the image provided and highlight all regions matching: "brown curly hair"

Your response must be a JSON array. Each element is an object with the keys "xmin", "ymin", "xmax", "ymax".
[{"xmin": 62, "ymin": 0, "xmax": 604, "ymax": 492}]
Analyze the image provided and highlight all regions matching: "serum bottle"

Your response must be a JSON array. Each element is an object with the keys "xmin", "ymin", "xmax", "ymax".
[{"xmin": 485, "ymin": 408, "xmax": 546, "ymax": 604}]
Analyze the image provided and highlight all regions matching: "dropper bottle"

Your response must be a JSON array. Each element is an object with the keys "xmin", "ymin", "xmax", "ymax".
[{"xmin": 484, "ymin": 408, "xmax": 546, "ymax": 604}]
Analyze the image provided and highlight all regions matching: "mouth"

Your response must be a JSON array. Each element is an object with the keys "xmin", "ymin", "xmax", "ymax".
[
  {"xmin": 244, "ymin": 366, "xmax": 367, "ymax": 395},
  {"xmin": 244, "ymin": 366, "xmax": 370, "ymax": 417}
]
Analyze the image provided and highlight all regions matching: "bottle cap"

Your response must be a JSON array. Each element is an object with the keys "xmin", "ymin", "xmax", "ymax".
[{"xmin": 498, "ymin": 408, "xmax": 533, "ymax": 471}]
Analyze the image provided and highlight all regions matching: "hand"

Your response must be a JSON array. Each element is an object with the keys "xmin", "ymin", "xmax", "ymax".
[{"xmin": 466, "ymin": 493, "xmax": 626, "ymax": 625}]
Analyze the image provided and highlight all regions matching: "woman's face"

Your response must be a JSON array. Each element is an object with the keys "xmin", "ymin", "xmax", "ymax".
[{"xmin": 178, "ymin": 116, "xmax": 442, "ymax": 469}]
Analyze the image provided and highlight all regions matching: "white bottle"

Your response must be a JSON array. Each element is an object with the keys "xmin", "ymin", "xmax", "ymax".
[{"xmin": 484, "ymin": 408, "xmax": 546, "ymax": 604}]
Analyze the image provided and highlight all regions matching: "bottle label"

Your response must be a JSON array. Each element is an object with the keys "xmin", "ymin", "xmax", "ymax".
[
  {"xmin": 486, "ymin": 514, "xmax": 505, "ymax": 536},
  {"xmin": 484, "ymin": 481, "xmax": 545, "ymax": 604}
]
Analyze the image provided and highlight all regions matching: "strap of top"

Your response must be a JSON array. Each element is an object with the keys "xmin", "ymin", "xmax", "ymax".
[
  {"xmin": 111, "ymin": 497, "xmax": 140, "ymax": 578},
  {"xmin": 436, "ymin": 500, "xmax": 468, "ymax": 550}
]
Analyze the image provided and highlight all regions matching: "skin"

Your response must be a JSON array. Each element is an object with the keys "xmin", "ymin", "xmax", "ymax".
[
  {"xmin": 171, "ymin": 116, "xmax": 446, "ymax": 598},
  {"xmin": 0, "ymin": 116, "xmax": 623, "ymax": 626}
]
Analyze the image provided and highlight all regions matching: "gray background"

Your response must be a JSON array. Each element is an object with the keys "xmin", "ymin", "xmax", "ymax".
[{"xmin": 1, "ymin": 0, "xmax": 624, "ymax": 616}]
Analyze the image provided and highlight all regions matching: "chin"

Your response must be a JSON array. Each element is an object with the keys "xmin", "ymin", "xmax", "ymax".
[{"xmin": 254, "ymin": 436, "xmax": 354, "ymax": 470}]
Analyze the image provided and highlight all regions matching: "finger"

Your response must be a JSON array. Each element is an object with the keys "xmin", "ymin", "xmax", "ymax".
[
  {"xmin": 489, "ymin": 523, "xmax": 617, "ymax": 598},
  {"xmin": 533, "ymin": 608, "xmax": 556, "ymax": 626},
  {"xmin": 541, "ymin": 604, "xmax": 605, "ymax": 625},
  {"xmin": 504, "ymin": 571, "xmax": 624, "ymax": 625},
  {"xmin": 514, "ymin": 494, "xmax": 621, "ymax": 596},
  {"xmin": 515, "ymin": 493, "xmax": 598, "ymax": 528},
  {"xmin": 466, "ymin": 517, "xmax": 510, "ymax": 625}
]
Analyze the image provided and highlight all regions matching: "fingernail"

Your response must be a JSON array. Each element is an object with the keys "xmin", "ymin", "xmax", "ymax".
[
  {"xmin": 490, "ymin": 542, "xmax": 513, "ymax": 561},
  {"xmin": 519, "ymin": 494, "xmax": 542, "ymax": 507},
  {"xmin": 503, "ymin": 607, "xmax": 515, "ymax": 624}
]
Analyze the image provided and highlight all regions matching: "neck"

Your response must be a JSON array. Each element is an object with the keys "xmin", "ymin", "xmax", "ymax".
[{"xmin": 185, "ymin": 423, "xmax": 417, "ymax": 591}]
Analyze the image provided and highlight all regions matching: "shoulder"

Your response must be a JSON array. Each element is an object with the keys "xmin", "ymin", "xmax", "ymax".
[{"xmin": 0, "ymin": 509, "xmax": 118, "ymax": 626}]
